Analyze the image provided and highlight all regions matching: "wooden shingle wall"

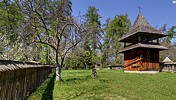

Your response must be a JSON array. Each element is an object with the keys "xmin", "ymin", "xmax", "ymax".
[
  {"xmin": 0, "ymin": 60, "xmax": 55, "ymax": 100},
  {"xmin": 124, "ymin": 49, "xmax": 159, "ymax": 71}
]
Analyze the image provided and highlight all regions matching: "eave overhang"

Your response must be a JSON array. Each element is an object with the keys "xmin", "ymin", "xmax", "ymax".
[{"xmin": 119, "ymin": 43, "xmax": 168, "ymax": 53}]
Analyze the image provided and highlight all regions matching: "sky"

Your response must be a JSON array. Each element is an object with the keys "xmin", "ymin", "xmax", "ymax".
[{"xmin": 71, "ymin": 0, "xmax": 176, "ymax": 29}]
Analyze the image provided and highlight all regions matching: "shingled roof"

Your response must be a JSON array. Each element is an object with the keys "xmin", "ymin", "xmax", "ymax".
[
  {"xmin": 162, "ymin": 57, "xmax": 173, "ymax": 63},
  {"xmin": 119, "ymin": 43, "xmax": 168, "ymax": 53},
  {"xmin": 119, "ymin": 12, "xmax": 166, "ymax": 42}
]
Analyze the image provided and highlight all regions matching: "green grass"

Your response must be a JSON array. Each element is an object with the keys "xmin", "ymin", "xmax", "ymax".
[{"xmin": 30, "ymin": 69, "xmax": 176, "ymax": 100}]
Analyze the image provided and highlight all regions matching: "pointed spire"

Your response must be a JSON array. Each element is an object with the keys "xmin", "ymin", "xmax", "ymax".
[
  {"xmin": 118, "ymin": 11, "xmax": 167, "ymax": 42},
  {"xmin": 133, "ymin": 12, "xmax": 150, "ymax": 27},
  {"xmin": 126, "ymin": 11, "xmax": 165, "ymax": 35}
]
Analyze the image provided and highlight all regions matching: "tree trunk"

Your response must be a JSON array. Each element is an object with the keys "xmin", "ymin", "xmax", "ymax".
[
  {"xmin": 84, "ymin": 62, "xmax": 87, "ymax": 70},
  {"xmin": 56, "ymin": 56, "xmax": 65, "ymax": 81},
  {"xmin": 56, "ymin": 63, "xmax": 61, "ymax": 81},
  {"xmin": 55, "ymin": 53, "xmax": 61, "ymax": 81}
]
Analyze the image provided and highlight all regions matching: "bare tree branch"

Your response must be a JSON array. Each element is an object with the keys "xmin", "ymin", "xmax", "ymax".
[
  {"xmin": 34, "ymin": 40, "xmax": 56, "ymax": 51},
  {"xmin": 33, "ymin": 10, "xmax": 50, "ymax": 35},
  {"xmin": 63, "ymin": 39, "xmax": 82, "ymax": 57}
]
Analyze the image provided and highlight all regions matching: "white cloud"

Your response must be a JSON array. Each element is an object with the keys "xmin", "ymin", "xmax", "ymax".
[{"xmin": 173, "ymin": 0, "xmax": 176, "ymax": 4}]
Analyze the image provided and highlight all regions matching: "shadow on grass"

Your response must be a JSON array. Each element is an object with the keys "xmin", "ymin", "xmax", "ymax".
[
  {"xmin": 64, "ymin": 80, "xmax": 108, "ymax": 99},
  {"xmin": 41, "ymin": 73, "xmax": 56, "ymax": 100},
  {"xmin": 62, "ymin": 75, "xmax": 91, "ymax": 83}
]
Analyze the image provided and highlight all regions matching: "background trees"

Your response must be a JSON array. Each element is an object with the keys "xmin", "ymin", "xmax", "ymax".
[
  {"xmin": 160, "ymin": 25, "xmax": 176, "ymax": 61},
  {"xmin": 0, "ymin": 0, "xmax": 23, "ymax": 60},
  {"xmin": 83, "ymin": 6, "xmax": 101, "ymax": 54},
  {"xmin": 83, "ymin": 6, "xmax": 102, "ymax": 67},
  {"xmin": 0, "ymin": 0, "xmax": 85, "ymax": 81},
  {"xmin": 103, "ymin": 14, "xmax": 131, "ymax": 65},
  {"xmin": 16, "ymin": 0, "xmax": 86, "ymax": 81}
]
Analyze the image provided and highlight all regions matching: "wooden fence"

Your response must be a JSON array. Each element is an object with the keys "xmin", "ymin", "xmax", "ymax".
[{"xmin": 0, "ymin": 60, "xmax": 55, "ymax": 100}]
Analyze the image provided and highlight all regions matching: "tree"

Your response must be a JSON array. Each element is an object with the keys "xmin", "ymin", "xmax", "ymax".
[
  {"xmin": 102, "ymin": 18, "xmax": 111, "ymax": 65},
  {"xmin": 1, "ymin": 0, "xmax": 86, "ymax": 81},
  {"xmin": 159, "ymin": 24, "xmax": 176, "ymax": 61},
  {"xmin": 83, "ymin": 6, "xmax": 101, "ymax": 65},
  {"xmin": 167, "ymin": 26, "xmax": 176, "ymax": 43},
  {"xmin": 83, "ymin": 6, "xmax": 101, "ymax": 52},
  {"xmin": 104, "ymin": 14, "xmax": 131, "ymax": 64}
]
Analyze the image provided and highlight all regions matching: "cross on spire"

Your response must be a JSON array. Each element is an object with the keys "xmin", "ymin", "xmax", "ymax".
[{"xmin": 138, "ymin": 5, "xmax": 142, "ymax": 12}]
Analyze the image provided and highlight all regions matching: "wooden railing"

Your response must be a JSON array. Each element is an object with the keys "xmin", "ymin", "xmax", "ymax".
[
  {"xmin": 0, "ymin": 60, "xmax": 55, "ymax": 100},
  {"xmin": 124, "ymin": 56, "xmax": 143, "ymax": 68}
]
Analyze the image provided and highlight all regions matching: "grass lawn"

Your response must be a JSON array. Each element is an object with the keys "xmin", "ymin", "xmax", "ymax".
[{"xmin": 29, "ymin": 69, "xmax": 176, "ymax": 100}]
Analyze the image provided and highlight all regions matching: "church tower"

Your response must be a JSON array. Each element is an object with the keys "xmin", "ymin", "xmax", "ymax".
[{"xmin": 119, "ymin": 12, "xmax": 168, "ymax": 71}]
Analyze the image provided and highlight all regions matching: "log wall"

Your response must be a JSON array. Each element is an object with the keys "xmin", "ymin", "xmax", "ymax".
[
  {"xmin": 0, "ymin": 60, "xmax": 55, "ymax": 100},
  {"xmin": 124, "ymin": 49, "xmax": 159, "ymax": 71}
]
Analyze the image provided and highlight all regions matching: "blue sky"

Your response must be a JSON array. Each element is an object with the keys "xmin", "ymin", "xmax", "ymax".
[{"xmin": 71, "ymin": 0, "xmax": 176, "ymax": 29}]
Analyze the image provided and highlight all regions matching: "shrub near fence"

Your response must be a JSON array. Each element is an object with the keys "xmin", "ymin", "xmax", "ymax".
[{"xmin": 0, "ymin": 60, "xmax": 55, "ymax": 100}]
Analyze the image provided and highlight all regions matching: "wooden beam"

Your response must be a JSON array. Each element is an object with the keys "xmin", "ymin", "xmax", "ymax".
[
  {"xmin": 138, "ymin": 35, "xmax": 141, "ymax": 42},
  {"xmin": 157, "ymin": 39, "xmax": 159, "ymax": 44},
  {"xmin": 124, "ymin": 42, "xmax": 126, "ymax": 47}
]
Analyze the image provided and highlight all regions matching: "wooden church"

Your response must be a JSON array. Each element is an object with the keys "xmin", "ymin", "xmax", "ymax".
[{"xmin": 119, "ymin": 12, "xmax": 168, "ymax": 72}]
